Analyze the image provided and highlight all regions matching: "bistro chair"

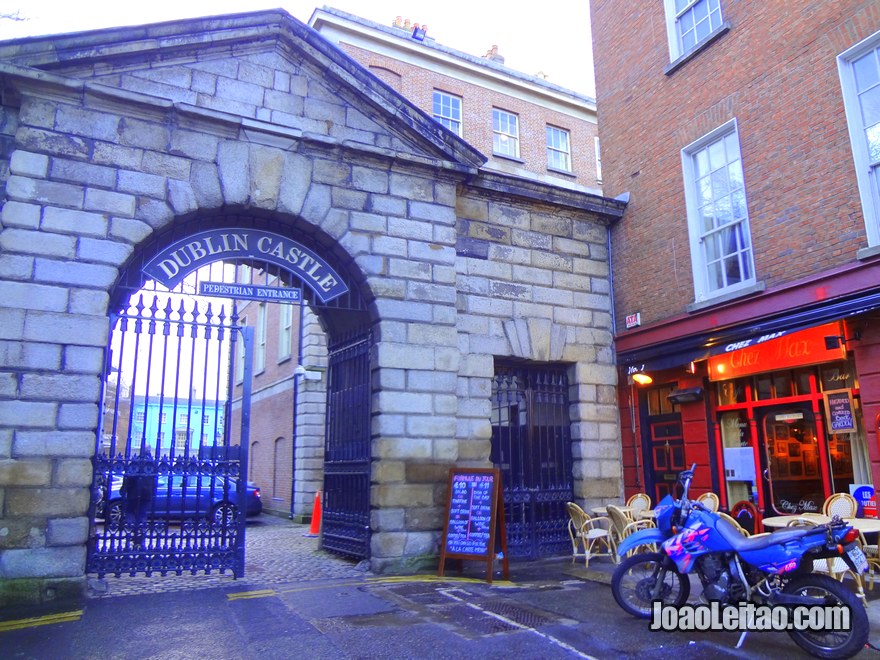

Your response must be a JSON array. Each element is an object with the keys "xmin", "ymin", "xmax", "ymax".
[
  {"xmin": 861, "ymin": 536, "xmax": 880, "ymax": 591},
  {"xmin": 626, "ymin": 492, "xmax": 652, "ymax": 519},
  {"xmin": 822, "ymin": 493, "xmax": 858, "ymax": 519},
  {"xmin": 717, "ymin": 511, "xmax": 750, "ymax": 537},
  {"xmin": 730, "ymin": 500, "xmax": 762, "ymax": 535},
  {"xmin": 787, "ymin": 518, "xmax": 867, "ymax": 604},
  {"xmin": 565, "ymin": 502, "xmax": 612, "ymax": 567},
  {"xmin": 607, "ymin": 504, "xmax": 655, "ymax": 563},
  {"xmin": 696, "ymin": 492, "xmax": 720, "ymax": 513}
]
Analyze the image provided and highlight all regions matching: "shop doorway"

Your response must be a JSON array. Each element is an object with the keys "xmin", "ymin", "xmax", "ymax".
[
  {"xmin": 758, "ymin": 406, "xmax": 825, "ymax": 515},
  {"xmin": 642, "ymin": 385, "xmax": 685, "ymax": 502}
]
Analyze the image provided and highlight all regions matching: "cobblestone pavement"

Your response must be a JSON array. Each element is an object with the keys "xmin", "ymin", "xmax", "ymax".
[{"xmin": 88, "ymin": 514, "xmax": 371, "ymax": 598}]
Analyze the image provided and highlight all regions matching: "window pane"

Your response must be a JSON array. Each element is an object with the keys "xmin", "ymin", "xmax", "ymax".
[
  {"xmin": 861, "ymin": 86, "xmax": 880, "ymax": 128},
  {"xmin": 708, "ymin": 140, "xmax": 726, "ymax": 170},
  {"xmin": 853, "ymin": 50, "xmax": 880, "ymax": 92},
  {"xmin": 868, "ymin": 124, "xmax": 880, "ymax": 164},
  {"xmin": 707, "ymin": 260, "xmax": 724, "ymax": 290},
  {"xmin": 695, "ymin": 149, "xmax": 710, "ymax": 177}
]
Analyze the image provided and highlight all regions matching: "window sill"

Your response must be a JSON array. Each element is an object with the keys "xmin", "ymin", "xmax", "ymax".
[
  {"xmin": 687, "ymin": 280, "xmax": 765, "ymax": 313},
  {"xmin": 857, "ymin": 245, "xmax": 880, "ymax": 261},
  {"xmin": 277, "ymin": 354, "xmax": 292, "ymax": 365},
  {"xmin": 493, "ymin": 153, "xmax": 525, "ymax": 164},
  {"xmin": 547, "ymin": 166, "xmax": 576, "ymax": 178},
  {"xmin": 665, "ymin": 22, "xmax": 731, "ymax": 76}
]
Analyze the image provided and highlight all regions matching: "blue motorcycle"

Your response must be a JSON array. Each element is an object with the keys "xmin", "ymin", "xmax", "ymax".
[{"xmin": 611, "ymin": 465, "xmax": 869, "ymax": 658}]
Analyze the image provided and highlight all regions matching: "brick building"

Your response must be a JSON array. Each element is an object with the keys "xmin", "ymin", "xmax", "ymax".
[
  {"xmin": 591, "ymin": 1, "xmax": 880, "ymax": 518},
  {"xmin": 231, "ymin": 7, "xmax": 606, "ymax": 522},
  {"xmin": 0, "ymin": 9, "xmax": 623, "ymax": 611},
  {"xmin": 310, "ymin": 8, "xmax": 602, "ymax": 190}
]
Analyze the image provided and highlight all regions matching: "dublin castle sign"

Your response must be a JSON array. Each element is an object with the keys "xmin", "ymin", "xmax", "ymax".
[{"xmin": 143, "ymin": 229, "xmax": 349, "ymax": 303}]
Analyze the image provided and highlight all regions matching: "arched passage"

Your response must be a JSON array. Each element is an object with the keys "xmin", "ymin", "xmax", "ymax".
[{"xmin": 91, "ymin": 211, "xmax": 377, "ymax": 575}]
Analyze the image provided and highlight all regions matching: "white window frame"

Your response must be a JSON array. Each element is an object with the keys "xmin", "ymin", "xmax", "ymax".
[
  {"xmin": 663, "ymin": 0, "xmax": 724, "ymax": 62},
  {"xmin": 278, "ymin": 304, "xmax": 293, "ymax": 361},
  {"xmin": 256, "ymin": 303, "xmax": 267, "ymax": 373},
  {"xmin": 594, "ymin": 136, "xmax": 603, "ymax": 184},
  {"xmin": 838, "ymin": 30, "xmax": 880, "ymax": 248},
  {"xmin": 546, "ymin": 125, "xmax": 572, "ymax": 172},
  {"xmin": 492, "ymin": 108, "xmax": 520, "ymax": 158},
  {"xmin": 681, "ymin": 119, "xmax": 756, "ymax": 302},
  {"xmin": 432, "ymin": 90, "xmax": 462, "ymax": 136}
]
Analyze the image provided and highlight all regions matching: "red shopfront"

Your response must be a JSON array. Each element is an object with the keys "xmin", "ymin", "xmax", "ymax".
[{"xmin": 708, "ymin": 323, "xmax": 871, "ymax": 516}]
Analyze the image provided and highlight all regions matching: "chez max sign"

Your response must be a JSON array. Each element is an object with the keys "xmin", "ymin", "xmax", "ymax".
[
  {"xmin": 143, "ymin": 229, "xmax": 349, "ymax": 304},
  {"xmin": 708, "ymin": 322, "xmax": 845, "ymax": 381}
]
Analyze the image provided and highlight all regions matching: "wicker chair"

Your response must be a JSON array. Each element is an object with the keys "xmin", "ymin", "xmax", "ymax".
[
  {"xmin": 626, "ymin": 492, "xmax": 652, "ymax": 520},
  {"xmin": 787, "ymin": 517, "xmax": 866, "ymax": 604},
  {"xmin": 822, "ymin": 493, "xmax": 858, "ymax": 518},
  {"xmin": 607, "ymin": 504, "xmax": 654, "ymax": 563},
  {"xmin": 717, "ymin": 511, "xmax": 749, "ymax": 537},
  {"xmin": 696, "ymin": 492, "xmax": 720, "ymax": 512},
  {"xmin": 565, "ymin": 502, "xmax": 612, "ymax": 567}
]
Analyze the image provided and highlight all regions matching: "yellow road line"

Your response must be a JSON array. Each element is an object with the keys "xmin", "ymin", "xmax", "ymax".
[
  {"xmin": 0, "ymin": 610, "xmax": 83, "ymax": 632},
  {"xmin": 226, "ymin": 589, "xmax": 277, "ymax": 600}
]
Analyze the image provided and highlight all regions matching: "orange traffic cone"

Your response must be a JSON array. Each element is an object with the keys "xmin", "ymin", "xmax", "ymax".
[{"xmin": 305, "ymin": 490, "xmax": 322, "ymax": 537}]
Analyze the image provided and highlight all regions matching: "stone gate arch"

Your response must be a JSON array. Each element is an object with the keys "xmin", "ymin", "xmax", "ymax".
[
  {"xmin": 0, "ymin": 9, "xmax": 626, "ymax": 610},
  {"xmin": 106, "ymin": 211, "xmax": 378, "ymax": 563}
]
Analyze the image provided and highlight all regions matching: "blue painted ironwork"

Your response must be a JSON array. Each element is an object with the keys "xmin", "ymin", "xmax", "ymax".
[
  {"xmin": 491, "ymin": 364, "xmax": 572, "ymax": 560},
  {"xmin": 321, "ymin": 331, "xmax": 372, "ymax": 560},
  {"xmin": 88, "ymin": 294, "xmax": 253, "ymax": 578}
]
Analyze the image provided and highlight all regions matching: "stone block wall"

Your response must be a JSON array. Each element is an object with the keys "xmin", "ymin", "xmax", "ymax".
[{"xmin": 0, "ymin": 11, "xmax": 625, "ymax": 606}]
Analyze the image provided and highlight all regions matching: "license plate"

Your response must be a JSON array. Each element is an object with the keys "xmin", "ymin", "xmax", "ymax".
[{"xmin": 846, "ymin": 542, "xmax": 869, "ymax": 573}]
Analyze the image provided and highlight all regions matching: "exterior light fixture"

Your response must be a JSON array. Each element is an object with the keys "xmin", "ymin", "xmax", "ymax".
[
  {"xmin": 824, "ymin": 330, "xmax": 861, "ymax": 350},
  {"xmin": 631, "ymin": 372, "xmax": 653, "ymax": 385}
]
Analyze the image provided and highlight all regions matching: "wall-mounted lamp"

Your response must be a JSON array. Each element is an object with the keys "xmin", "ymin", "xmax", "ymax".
[
  {"xmin": 824, "ymin": 330, "xmax": 861, "ymax": 350},
  {"xmin": 631, "ymin": 372, "xmax": 653, "ymax": 385},
  {"xmin": 667, "ymin": 387, "xmax": 703, "ymax": 404}
]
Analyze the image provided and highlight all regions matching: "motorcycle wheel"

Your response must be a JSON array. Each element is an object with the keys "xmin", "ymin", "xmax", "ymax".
[
  {"xmin": 783, "ymin": 573, "xmax": 868, "ymax": 659},
  {"xmin": 611, "ymin": 551, "xmax": 690, "ymax": 619}
]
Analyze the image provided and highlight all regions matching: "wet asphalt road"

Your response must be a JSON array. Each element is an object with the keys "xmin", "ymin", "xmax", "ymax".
[{"xmin": 2, "ymin": 516, "xmax": 877, "ymax": 659}]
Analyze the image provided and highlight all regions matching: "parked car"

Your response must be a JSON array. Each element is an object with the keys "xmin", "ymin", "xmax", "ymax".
[{"xmin": 104, "ymin": 474, "xmax": 262, "ymax": 526}]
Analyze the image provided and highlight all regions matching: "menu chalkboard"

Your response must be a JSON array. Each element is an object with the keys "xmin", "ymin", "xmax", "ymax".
[
  {"xmin": 438, "ymin": 468, "xmax": 508, "ymax": 583},
  {"xmin": 824, "ymin": 389, "xmax": 856, "ymax": 434}
]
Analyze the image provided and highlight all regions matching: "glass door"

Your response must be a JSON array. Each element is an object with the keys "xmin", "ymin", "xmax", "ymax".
[{"xmin": 759, "ymin": 406, "xmax": 825, "ymax": 515}]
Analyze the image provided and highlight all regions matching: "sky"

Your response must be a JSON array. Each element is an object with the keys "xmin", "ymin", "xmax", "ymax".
[{"xmin": 0, "ymin": 1, "xmax": 595, "ymax": 95}]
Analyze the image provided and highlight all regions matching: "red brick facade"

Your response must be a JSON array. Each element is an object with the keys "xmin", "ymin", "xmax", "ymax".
[
  {"xmin": 592, "ymin": 0, "xmax": 880, "ymax": 513},
  {"xmin": 594, "ymin": 0, "xmax": 876, "ymax": 329}
]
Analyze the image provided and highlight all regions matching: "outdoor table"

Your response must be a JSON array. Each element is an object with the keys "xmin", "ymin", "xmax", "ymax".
[{"xmin": 761, "ymin": 514, "xmax": 830, "ymax": 529}]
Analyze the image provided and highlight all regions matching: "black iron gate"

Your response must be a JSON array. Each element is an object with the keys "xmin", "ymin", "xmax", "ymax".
[
  {"xmin": 321, "ymin": 331, "xmax": 372, "ymax": 559},
  {"xmin": 88, "ymin": 294, "xmax": 253, "ymax": 577},
  {"xmin": 491, "ymin": 363, "xmax": 572, "ymax": 559}
]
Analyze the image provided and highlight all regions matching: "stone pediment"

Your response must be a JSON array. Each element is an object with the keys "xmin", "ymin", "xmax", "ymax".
[{"xmin": 0, "ymin": 9, "xmax": 486, "ymax": 171}]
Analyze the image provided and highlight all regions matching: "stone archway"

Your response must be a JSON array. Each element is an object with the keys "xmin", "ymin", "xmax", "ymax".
[
  {"xmin": 103, "ymin": 214, "xmax": 378, "ymax": 566},
  {"xmin": 0, "ymin": 10, "xmax": 625, "ymax": 611}
]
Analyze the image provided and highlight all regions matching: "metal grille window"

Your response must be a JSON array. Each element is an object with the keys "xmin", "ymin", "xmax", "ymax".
[
  {"xmin": 432, "ymin": 90, "xmax": 462, "ymax": 136},
  {"xmin": 546, "ymin": 126, "xmax": 572, "ymax": 172},
  {"xmin": 491, "ymin": 363, "xmax": 572, "ymax": 560},
  {"xmin": 493, "ymin": 108, "xmax": 520, "ymax": 158},
  {"xmin": 682, "ymin": 121, "xmax": 755, "ymax": 301}
]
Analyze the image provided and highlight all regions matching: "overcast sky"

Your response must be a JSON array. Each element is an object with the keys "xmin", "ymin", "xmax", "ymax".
[{"xmin": 0, "ymin": 1, "xmax": 596, "ymax": 95}]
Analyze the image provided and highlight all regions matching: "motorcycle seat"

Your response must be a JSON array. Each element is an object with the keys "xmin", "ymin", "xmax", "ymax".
[{"xmin": 715, "ymin": 517, "xmax": 819, "ymax": 551}]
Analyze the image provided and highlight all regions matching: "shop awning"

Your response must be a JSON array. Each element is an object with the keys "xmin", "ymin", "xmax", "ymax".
[{"xmin": 618, "ymin": 289, "xmax": 880, "ymax": 373}]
